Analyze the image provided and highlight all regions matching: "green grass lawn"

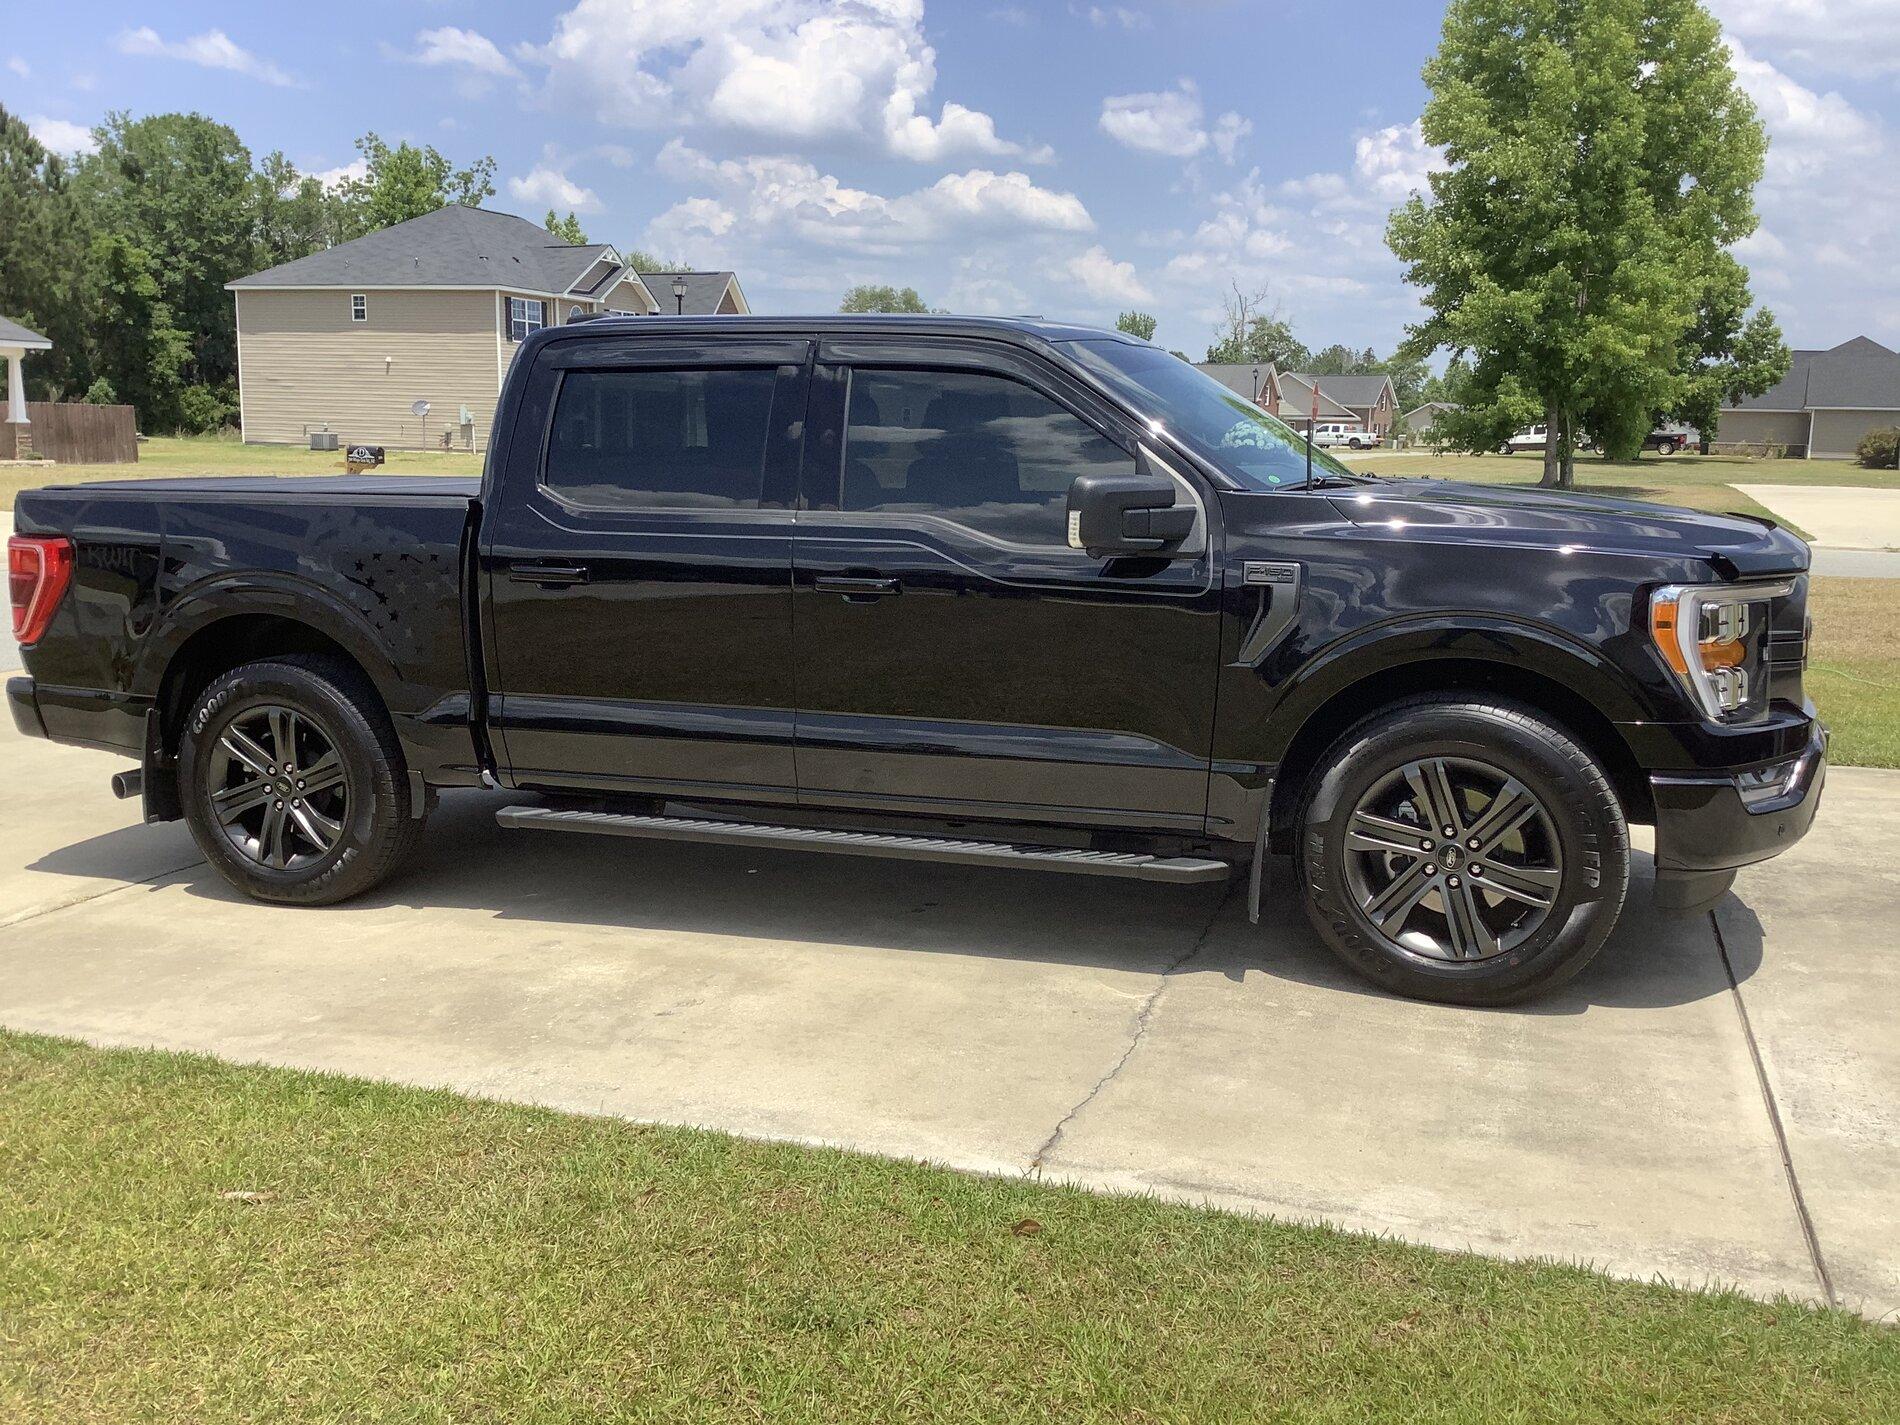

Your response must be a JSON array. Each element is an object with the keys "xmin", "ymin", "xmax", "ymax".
[
  {"xmin": 2, "ymin": 1032, "xmax": 1896, "ymax": 1424},
  {"xmin": 2, "ymin": 433, "xmax": 481, "ymax": 510},
  {"xmin": 1809, "ymin": 578, "xmax": 1900, "ymax": 769}
]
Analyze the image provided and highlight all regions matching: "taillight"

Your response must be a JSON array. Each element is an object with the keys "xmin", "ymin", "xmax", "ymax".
[{"xmin": 8, "ymin": 535, "xmax": 76, "ymax": 646}]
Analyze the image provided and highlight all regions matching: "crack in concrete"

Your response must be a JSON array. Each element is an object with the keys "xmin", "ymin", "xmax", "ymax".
[
  {"xmin": 1711, "ymin": 909, "xmax": 1837, "ymax": 1307},
  {"xmin": 0, "ymin": 858, "xmax": 207, "ymax": 934},
  {"xmin": 1030, "ymin": 883, "xmax": 1236, "ymax": 1173}
]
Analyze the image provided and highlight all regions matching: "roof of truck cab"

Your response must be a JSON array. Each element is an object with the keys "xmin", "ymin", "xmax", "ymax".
[{"xmin": 546, "ymin": 313, "xmax": 1139, "ymax": 345}]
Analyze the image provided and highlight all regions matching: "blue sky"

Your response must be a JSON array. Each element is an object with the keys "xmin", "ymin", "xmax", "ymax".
[{"xmin": 7, "ymin": 1, "xmax": 1900, "ymax": 358}]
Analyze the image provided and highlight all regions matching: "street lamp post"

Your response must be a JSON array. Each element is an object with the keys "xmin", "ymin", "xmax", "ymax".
[
  {"xmin": 672, "ymin": 276, "xmax": 687, "ymax": 315},
  {"xmin": 1251, "ymin": 365, "xmax": 1260, "ymax": 404}
]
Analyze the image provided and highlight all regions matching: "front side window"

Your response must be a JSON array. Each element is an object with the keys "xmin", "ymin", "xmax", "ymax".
[
  {"xmin": 838, "ymin": 368, "xmax": 1129, "ymax": 545},
  {"xmin": 508, "ymin": 297, "xmax": 546, "ymax": 343},
  {"xmin": 542, "ymin": 367, "xmax": 776, "ymax": 510},
  {"xmin": 1061, "ymin": 338, "xmax": 1356, "ymax": 490},
  {"xmin": 350, "ymin": 294, "xmax": 367, "ymax": 323}
]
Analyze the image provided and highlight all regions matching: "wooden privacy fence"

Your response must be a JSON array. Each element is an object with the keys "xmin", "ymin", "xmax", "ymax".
[{"xmin": 23, "ymin": 402, "xmax": 139, "ymax": 463}]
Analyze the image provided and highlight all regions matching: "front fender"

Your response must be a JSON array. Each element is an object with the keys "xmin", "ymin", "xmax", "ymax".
[{"xmin": 1266, "ymin": 613, "xmax": 1652, "ymax": 744}]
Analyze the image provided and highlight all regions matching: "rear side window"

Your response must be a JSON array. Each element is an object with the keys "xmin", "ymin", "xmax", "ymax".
[
  {"xmin": 839, "ymin": 368, "xmax": 1128, "ymax": 545},
  {"xmin": 543, "ymin": 367, "xmax": 776, "ymax": 510}
]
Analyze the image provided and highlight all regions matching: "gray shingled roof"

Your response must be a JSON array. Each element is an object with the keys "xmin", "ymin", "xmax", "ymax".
[
  {"xmin": 1194, "ymin": 363, "xmax": 1275, "ymax": 401},
  {"xmin": 1293, "ymin": 372, "xmax": 1395, "ymax": 408},
  {"xmin": 0, "ymin": 315, "xmax": 52, "ymax": 348},
  {"xmin": 1732, "ymin": 336, "xmax": 1900, "ymax": 412},
  {"xmin": 1270, "ymin": 371, "xmax": 1358, "ymax": 419},
  {"xmin": 637, "ymin": 271, "xmax": 741, "ymax": 316},
  {"xmin": 228, "ymin": 205, "xmax": 628, "ymax": 297}
]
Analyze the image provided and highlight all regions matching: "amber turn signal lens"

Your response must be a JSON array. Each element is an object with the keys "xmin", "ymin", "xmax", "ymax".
[
  {"xmin": 1698, "ymin": 637, "xmax": 1747, "ymax": 670},
  {"xmin": 1649, "ymin": 596, "xmax": 1689, "ymax": 675}
]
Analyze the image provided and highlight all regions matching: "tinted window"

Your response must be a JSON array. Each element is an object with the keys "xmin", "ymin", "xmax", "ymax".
[
  {"xmin": 1060, "ymin": 339, "xmax": 1357, "ymax": 490},
  {"xmin": 839, "ymin": 369, "xmax": 1128, "ymax": 544},
  {"xmin": 544, "ymin": 367, "xmax": 775, "ymax": 510}
]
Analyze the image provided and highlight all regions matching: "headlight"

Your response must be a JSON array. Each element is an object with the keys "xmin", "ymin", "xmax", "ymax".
[{"xmin": 1648, "ymin": 581, "xmax": 1794, "ymax": 722}]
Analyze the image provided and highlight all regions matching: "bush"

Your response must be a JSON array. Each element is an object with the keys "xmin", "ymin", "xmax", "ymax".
[
  {"xmin": 1856, "ymin": 427, "xmax": 1900, "ymax": 470},
  {"xmin": 174, "ymin": 383, "xmax": 238, "ymax": 435},
  {"xmin": 83, "ymin": 377, "xmax": 118, "ymax": 406}
]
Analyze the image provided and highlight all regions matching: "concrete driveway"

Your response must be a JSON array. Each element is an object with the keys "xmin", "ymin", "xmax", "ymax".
[
  {"xmin": 1738, "ymin": 484, "xmax": 1900, "ymax": 552},
  {"xmin": 1, "ymin": 716, "xmax": 1895, "ymax": 1321}
]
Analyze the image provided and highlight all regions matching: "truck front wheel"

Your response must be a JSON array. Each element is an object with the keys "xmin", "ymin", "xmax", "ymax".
[
  {"xmin": 179, "ymin": 655, "xmax": 424, "ymax": 906},
  {"xmin": 1298, "ymin": 697, "xmax": 1630, "ymax": 1005}
]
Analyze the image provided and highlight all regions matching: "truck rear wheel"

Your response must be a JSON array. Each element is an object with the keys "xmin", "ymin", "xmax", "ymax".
[
  {"xmin": 1297, "ymin": 697, "xmax": 1629, "ymax": 1005},
  {"xmin": 179, "ymin": 655, "xmax": 423, "ymax": 906}
]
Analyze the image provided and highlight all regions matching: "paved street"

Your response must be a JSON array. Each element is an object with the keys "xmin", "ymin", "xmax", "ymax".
[{"xmin": 1, "ymin": 715, "xmax": 1894, "ymax": 1320}]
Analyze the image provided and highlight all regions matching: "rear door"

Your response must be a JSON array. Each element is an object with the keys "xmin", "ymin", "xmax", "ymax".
[
  {"xmin": 482, "ymin": 333, "xmax": 810, "ymax": 799},
  {"xmin": 791, "ymin": 336, "xmax": 1223, "ymax": 833}
]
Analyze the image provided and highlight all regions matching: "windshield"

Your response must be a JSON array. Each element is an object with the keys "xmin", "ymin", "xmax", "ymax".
[{"xmin": 1061, "ymin": 338, "xmax": 1358, "ymax": 490}]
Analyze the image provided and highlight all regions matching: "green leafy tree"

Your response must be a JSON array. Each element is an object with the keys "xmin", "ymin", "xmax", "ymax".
[
  {"xmin": 1668, "ymin": 269, "xmax": 1789, "ymax": 448},
  {"xmin": 332, "ymin": 132, "xmax": 496, "ymax": 240},
  {"xmin": 88, "ymin": 232, "xmax": 190, "ymax": 430},
  {"xmin": 622, "ymin": 248, "xmax": 691, "ymax": 273},
  {"xmin": 1307, "ymin": 344, "xmax": 1380, "ymax": 375},
  {"xmin": 73, "ymin": 112, "xmax": 259, "ymax": 400},
  {"xmin": 1388, "ymin": 0, "xmax": 1773, "ymax": 486},
  {"xmin": 1115, "ymin": 311, "xmax": 1157, "ymax": 341},
  {"xmin": 545, "ymin": 210, "xmax": 588, "ymax": 245},
  {"xmin": 840, "ymin": 284, "xmax": 931, "ymax": 314},
  {"xmin": 1378, "ymin": 351, "xmax": 1434, "ymax": 411},
  {"xmin": 252, "ymin": 151, "xmax": 342, "ymax": 270},
  {"xmin": 1204, "ymin": 283, "xmax": 1311, "ymax": 369},
  {"xmin": 0, "ymin": 104, "xmax": 97, "ymax": 398}
]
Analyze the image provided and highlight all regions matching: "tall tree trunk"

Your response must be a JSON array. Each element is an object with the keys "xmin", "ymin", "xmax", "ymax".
[
  {"xmin": 1559, "ymin": 409, "xmax": 1576, "ymax": 489},
  {"xmin": 1539, "ymin": 404, "xmax": 1563, "ymax": 487}
]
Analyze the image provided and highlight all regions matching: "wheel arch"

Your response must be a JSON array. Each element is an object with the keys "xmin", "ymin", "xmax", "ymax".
[
  {"xmin": 146, "ymin": 591, "xmax": 399, "ymax": 757},
  {"xmin": 1265, "ymin": 643, "xmax": 1653, "ymax": 853}
]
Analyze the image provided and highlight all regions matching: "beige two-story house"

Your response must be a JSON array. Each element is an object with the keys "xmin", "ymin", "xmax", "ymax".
[{"xmin": 228, "ymin": 205, "xmax": 749, "ymax": 452}]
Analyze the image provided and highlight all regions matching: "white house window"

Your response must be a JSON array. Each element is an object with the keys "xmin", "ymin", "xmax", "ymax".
[
  {"xmin": 508, "ymin": 298, "xmax": 546, "ymax": 343},
  {"xmin": 350, "ymin": 294, "xmax": 367, "ymax": 323}
]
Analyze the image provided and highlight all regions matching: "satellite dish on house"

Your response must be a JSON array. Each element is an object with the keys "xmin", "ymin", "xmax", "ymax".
[{"xmin": 410, "ymin": 398, "xmax": 431, "ymax": 418}]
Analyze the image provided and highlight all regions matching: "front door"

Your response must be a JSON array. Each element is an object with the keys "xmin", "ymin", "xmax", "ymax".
[
  {"xmin": 483, "ymin": 336, "xmax": 810, "ymax": 799},
  {"xmin": 792, "ymin": 340, "xmax": 1223, "ymax": 833}
]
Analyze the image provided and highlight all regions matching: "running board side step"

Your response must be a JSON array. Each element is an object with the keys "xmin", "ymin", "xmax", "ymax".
[{"xmin": 496, "ymin": 807, "xmax": 1233, "ymax": 884}]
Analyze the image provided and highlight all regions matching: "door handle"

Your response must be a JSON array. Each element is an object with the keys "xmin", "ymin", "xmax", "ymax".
[
  {"xmin": 814, "ymin": 575, "xmax": 900, "ymax": 598},
  {"xmin": 507, "ymin": 563, "xmax": 591, "ymax": 587}
]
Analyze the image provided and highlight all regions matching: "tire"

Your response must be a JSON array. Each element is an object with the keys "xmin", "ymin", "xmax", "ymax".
[
  {"xmin": 1656, "ymin": 438, "xmax": 1678, "ymax": 456},
  {"xmin": 179, "ymin": 654, "xmax": 424, "ymax": 905},
  {"xmin": 1297, "ymin": 696, "xmax": 1629, "ymax": 1006}
]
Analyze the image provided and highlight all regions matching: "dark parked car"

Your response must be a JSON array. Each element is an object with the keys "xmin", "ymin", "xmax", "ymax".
[{"xmin": 8, "ymin": 316, "xmax": 1825, "ymax": 1005}]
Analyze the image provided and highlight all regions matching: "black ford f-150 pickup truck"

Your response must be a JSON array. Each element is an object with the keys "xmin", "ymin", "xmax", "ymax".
[{"xmin": 8, "ymin": 315, "xmax": 1826, "ymax": 1005}]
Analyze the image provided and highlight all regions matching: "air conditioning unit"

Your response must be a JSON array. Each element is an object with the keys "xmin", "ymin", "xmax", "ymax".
[{"xmin": 309, "ymin": 431, "xmax": 340, "ymax": 451}]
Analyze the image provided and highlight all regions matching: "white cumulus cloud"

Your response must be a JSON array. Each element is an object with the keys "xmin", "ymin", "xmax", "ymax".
[
  {"xmin": 521, "ymin": 0, "xmax": 1047, "ymax": 163},
  {"xmin": 116, "ymin": 27, "xmax": 298, "ymax": 87},
  {"xmin": 1099, "ymin": 80, "xmax": 1246, "ymax": 163},
  {"xmin": 27, "ymin": 116, "xmax": 97, "ymax": 156},
  {"xmin": 508, "ymin": 163, "xmax": 603, "ymax": 214},
  {"xmin": 411, "ymin": 27, "xmax": 519, "ymax": 79},
  {"xmin": 1353, "ymin": 121, "xmax": 1444, "ymax": 202},
  {"xmin": 1711, "ymin": 0, "xmax": 1900, "ymax": 79},
  {"xmin": 1058, "ymin": 245, "xmax": 1153, "ymax": 305},
  {"xmin": 646, "ymin": 139, "xmax": 1088, "ymax": 259}
]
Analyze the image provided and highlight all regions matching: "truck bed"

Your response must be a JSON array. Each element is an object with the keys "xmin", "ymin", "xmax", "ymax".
[{"xmin": 11, "ymin": 475, "xmax": 482, "ymax": 781}]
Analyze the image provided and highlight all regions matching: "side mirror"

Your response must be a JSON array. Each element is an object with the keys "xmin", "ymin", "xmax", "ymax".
[{"xmin": 1066, "ymin": 451, "xmax": 1195, "ymax": 558}]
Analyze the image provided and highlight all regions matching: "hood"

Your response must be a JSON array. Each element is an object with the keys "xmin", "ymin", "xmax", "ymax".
[{"xmin": 1323, "ymin": 478, "xmax": 1810, "ymax": 579}]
